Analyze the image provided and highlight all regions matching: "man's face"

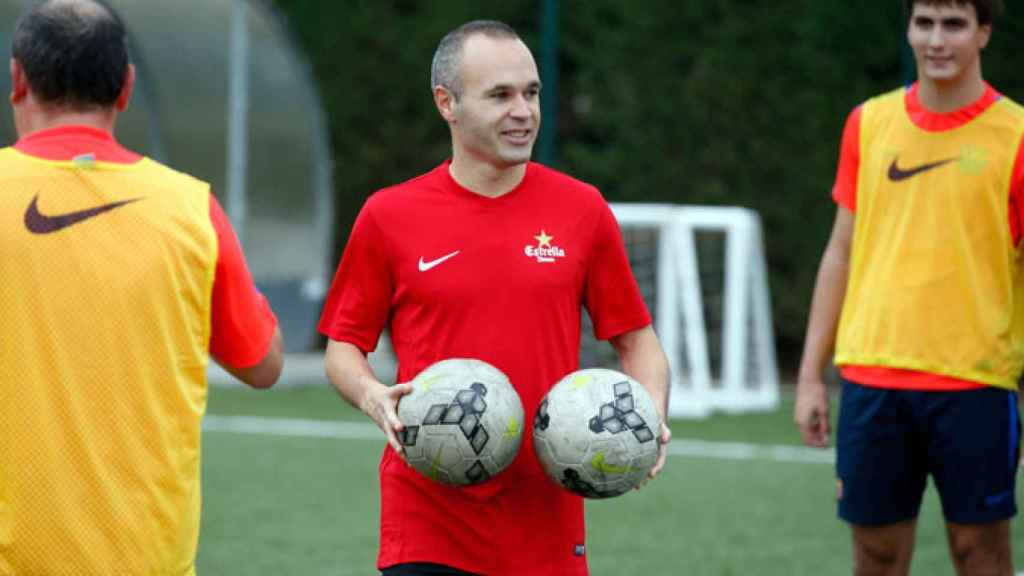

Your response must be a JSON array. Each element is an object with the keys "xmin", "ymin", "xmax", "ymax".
[
  {"xmin": 907, "ymin": 2, "xmax": 990, "ymax": 85},
  {"xmin": 447, "ymin": 34, "xmax": 541, "ymax": 169}
]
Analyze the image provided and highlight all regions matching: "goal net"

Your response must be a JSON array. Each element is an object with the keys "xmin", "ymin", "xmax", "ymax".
[{"xmin": 580, "ymin": 204, "xmax": 779, "ymax": 419}]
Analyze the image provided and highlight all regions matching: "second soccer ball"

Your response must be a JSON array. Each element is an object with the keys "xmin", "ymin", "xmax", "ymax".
[{"xmin": 533, "ymin": 368, "xmax": 661, "ymax": 498}]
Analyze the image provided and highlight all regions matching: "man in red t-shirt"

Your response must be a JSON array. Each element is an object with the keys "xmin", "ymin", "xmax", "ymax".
[{"xmin": 319, "ymin": 20, "xmax": 671, "ymax": 576}]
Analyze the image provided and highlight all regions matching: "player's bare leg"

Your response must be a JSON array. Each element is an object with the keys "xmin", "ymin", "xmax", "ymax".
[
  {"xmin": 945, "ymin": 520, "xmax": 1013, "ymax": 576},
  {"xmin": 851, "ymin": 520, "xmax": 916, "ymax": 576}
]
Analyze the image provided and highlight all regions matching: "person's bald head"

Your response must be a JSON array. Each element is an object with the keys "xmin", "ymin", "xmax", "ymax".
[{"xmin": 12, "ymin": 0, "xmax": 130, "ymax": 110}]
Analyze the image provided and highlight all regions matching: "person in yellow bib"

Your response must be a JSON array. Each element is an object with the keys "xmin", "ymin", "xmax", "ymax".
[
  {"xmin": 0, "ymin": 1, "xmax": 284, "ymax": 574},
  {"xmin": 796, "ymin": 1, "xmax": 1020, "ymax": 574}
]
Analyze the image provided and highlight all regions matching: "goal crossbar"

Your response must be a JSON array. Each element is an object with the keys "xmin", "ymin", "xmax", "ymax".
[{"xmin": 609, "ymin": 204, "xmax": 780, "ymax": 419}]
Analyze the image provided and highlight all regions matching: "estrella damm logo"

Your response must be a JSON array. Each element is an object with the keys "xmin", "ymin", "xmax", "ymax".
[{"xmin": 524, "ymin": 229, "xmax": 566, "ymax": 263}]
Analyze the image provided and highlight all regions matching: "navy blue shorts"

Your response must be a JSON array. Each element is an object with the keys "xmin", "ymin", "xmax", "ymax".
[{"xmin": 836, "ymin": 378, "xmax": 1020, "ymax": 526}]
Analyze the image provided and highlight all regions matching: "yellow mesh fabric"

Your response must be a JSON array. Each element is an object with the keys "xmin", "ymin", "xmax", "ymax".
[
  {"xmin": 0, "ymin": 148, "xmax": 216, "ymax": 575},
  {"xmin": 836, "ymin": 90, "xmax": 1024, "ymax": 390}
]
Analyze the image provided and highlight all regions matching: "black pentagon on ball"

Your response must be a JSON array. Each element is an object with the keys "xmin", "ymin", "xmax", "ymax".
[
  {"xmin": 561, "ymin": 468, "xmax": 606, "ymax": 499},
  {"xmin": 455, "ymin": 389, "xmax": 476, "ymax": 407},
  {"xmin": 459, "ymin": 413, "xmax": 480, "ymax": 438},
  {"xmin": 471, "ymin": 397, "xmax": 487, "ymax": 413},
  {"xmin": 466, "ymin": 460, "xmax": 491, "ymax": 484},
  {"xmin": 613, "ymin": 381, "xmax": 631, "ymax": 397},
  {"xmin": 423, "ymin": 404, "xmax": 446, "ymax": 425},
  {"xmin": 442, "ymin": 404, "xmax": 465, "ymax": 425},
  {"xmin": 469, "ymin": 426, "xmax": 489, "ymax": 455},
  {"xmin": 399, "ymin": 426, "xmax": 419, "ymax": 446},
  {"xmin": 633, "ymin": 426, "xmax": 655, "ymax": 443},
  {"xmin": 615, "ymin": 395, "xmax": 634, "ymax": 413},
  {"xmin": 623, "ymin": 411, "xmax": 645, "ymax": 429},
  {"xmin": 602, "ymin": 417, "xmax": 625, "ymax": 434},
  {"xmin": 534, "ymin": 398, "xmax": 550, "ymax": 431}
]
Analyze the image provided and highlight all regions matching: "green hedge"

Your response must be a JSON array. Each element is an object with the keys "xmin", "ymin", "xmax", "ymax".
[{"xmin": 275, "ymin": 0, "xmax": 1024, "ymax": 371}]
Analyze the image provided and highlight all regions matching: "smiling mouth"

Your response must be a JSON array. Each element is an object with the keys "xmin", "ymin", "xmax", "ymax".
[{"xmin": 502, "ymin": 129, "xmax": 533, "ymax": 142}]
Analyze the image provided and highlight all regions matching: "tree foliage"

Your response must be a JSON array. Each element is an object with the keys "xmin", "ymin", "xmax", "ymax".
[{"xmin": 273, "ymin": 0, "xmax": 1024, "ymax": 369}]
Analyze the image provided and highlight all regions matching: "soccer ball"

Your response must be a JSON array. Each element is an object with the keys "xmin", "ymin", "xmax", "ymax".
[
  {"xmin": 533, "ymin": 368, "xmax": 661, "ymax": 499},
  {"xmin": 396, "ymin": 358, "xmax": 524, "ymax": 487}
]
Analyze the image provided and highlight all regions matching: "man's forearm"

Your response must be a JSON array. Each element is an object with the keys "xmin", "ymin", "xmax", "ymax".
[
  {"xmin": 612, "ymin": 325, "xmax": 671, "ymax": 420},
  {"xmin": 325, "ymin": 339, "xmax": 385, "ymax": 413}
]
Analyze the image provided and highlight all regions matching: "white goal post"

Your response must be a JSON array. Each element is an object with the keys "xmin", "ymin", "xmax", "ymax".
[{"xmin": 580, "ymin": 203, "xmax": 780, "ymax": 419}]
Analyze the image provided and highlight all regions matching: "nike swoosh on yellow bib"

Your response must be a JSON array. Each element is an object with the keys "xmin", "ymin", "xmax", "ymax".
[
  {"xmin": 24, "ymin": 194, "xmax": 143, "ymax": 234},
  {"xmin": 886, "ymin": 156, "xmax": 958, "ymax": 182}
]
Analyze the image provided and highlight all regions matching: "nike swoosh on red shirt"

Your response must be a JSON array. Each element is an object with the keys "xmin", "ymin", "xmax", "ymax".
[
  {"xmin": 887, "ymin": 157, "xmax": 958, "ymax": 182},
  {"xmin": 24, "ymin": 194, "xmax": 143, "ymax": 234},
  {"xmin": 418, "ymin": 250, "xmax": 461, "ymax": 272}
]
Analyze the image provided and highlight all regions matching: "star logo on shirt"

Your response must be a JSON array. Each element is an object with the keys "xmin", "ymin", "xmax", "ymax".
[{"xmin": 534, "ymin": 230, "xmax": 554, "ymax": 248}]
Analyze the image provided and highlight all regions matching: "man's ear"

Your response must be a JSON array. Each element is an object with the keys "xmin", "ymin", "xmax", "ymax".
[
  {"xmin": 10, "ymin": 58, "xmax": 28, "ymax": 104},
  {"xmin": 977, "ymin": 23, "xmax": 992, "ymax": 51},
  {"xmin": 434, "ymin": 85, "xmax": 457, "ymax": 123},
  {"xmin": 115, "ymin": 63, "xmax": 135, "ymax": 111}
]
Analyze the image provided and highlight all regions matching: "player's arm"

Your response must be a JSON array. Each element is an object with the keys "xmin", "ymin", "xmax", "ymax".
[
  {"xmin": 325, "ymin": 339, "xmax": 411, "ymax": 455},
  {"xmin": 218, "ymin": 328, "xmax": 283, "ymax": 389},
  {"xmin": 794, "ymin": 206, "xmax": 853, "ymax": 448},
  {"xmin": 795, "ymin": 106, "xmax": 861, "ymax": 447},
  {"xmin": 610, "ymin": 324, "xmax": 671, "ymax": 481},
  {"xmin": 207, "ymin": 194, "xmax": 283, "ymax": 389}
]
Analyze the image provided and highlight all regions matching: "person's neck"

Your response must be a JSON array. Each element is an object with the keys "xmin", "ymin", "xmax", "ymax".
[
  {"xmin": 916, "ymin": 71, "xmax": 986, "ymax": 114},
  {"xmin": 14, "ymin": 100, "xmax": 117, "ymax": 139},
  {"xmin": 448, "ymin": 154, "xmax": 528, "ymax": 198}
]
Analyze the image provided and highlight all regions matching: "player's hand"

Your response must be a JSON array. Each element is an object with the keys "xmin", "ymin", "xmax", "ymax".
[
  {"xmin": 794, "ymin": 378, "xmax": 830, "ymax": 448},
  {"xmin": 637, "ymin": 420, "xmax": 672, "ymax": 490},
  {"xmin": 362, "ymin": 381, "xmax": 414, "ymax": 459}
]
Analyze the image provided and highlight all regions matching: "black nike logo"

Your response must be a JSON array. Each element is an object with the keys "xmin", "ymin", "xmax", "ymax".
[
  {"xmin": 887, "ymin": 157, "xmax": 958, "ymax": 182},
  {"xmin": 24, "ymin": 194, "xmax": 143, "ymax": 234}
]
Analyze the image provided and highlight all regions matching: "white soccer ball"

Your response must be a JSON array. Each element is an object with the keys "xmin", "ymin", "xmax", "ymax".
[
  {"xmin": 533, "ymin": 368, "xmax": 661, "ymax": 498},
  {"xmin": 397, "ymin": 358, "xmax": 524, "ymax": 486}
]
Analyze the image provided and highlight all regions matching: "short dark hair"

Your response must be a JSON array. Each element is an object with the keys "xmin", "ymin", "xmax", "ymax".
[
  {"xmin": 904, "ymin": 0, "xmax": 1003, "ymax": 26},
  {"xmin": 11, "ymin": 0, "xmax": 130, "ymax": 109},
  {"xmin": 431, "ymin": 20, "xmax": 520, "ymax": 97}
]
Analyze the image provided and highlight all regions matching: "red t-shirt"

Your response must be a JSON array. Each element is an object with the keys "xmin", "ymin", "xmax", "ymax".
[
  {"xmin": 831, "ymin": 83, "xmax": 1024, "ymax": 390},
  {"xmin": 319, "ymin": 161, "xmax": 651, "ymax": 575},
  {"xmin": 15, "ymin": 125, "xmax": 277, "ymax": 367}
]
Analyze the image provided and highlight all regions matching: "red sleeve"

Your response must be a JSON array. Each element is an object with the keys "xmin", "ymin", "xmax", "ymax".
[
  {"xmin": 1009, "ymin": 133, "xmax": 1024, "ymax": 247},
  {"xmin": 208, "ymin": 195, "xmax": 278, "ymax": 368},
  {"xmin": 831, "ymin": 105, "xmax": 863, "ymax": 211},
  {"xmin": 583, "ymin": 199, "xmax": 652, "ymax": 340},
  {"xmin": 317, "ymin": 200, "xmax": 392, "ymax": 353}
]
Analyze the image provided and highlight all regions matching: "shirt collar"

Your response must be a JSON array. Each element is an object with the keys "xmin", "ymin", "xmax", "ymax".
[
  {"xmin": 14, "ymin": 125, "xmax": 142, "ymax": 164},
  {"xmin": 905, "ymin": 82, "xmax": 1001, "ymax": 132}
]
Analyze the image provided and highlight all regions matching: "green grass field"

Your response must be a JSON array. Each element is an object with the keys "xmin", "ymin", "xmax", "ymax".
[{"xmin": 197, "ymin": 385, "xmax": 1024, "ymax": 575}]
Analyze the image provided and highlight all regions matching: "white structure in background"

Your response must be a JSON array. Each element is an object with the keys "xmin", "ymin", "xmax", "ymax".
[
  {"xmin": 226, "ymin": 0, "xmax": 334, "ymax": 353},
  {"xmin": 580, "ymin": 204, "xmax": 779, "ymax": 419},
  {"xmin": 226, "ymin": 0, "xmax": 250, "ymax": 247}
]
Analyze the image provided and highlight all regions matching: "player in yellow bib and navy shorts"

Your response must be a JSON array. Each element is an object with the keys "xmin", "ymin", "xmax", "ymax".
[
  {"xmin": 0, "ymin": 1, "xmax": 284, "ymax": 574},
  {"xmin": 796, "ymin": 1, "xmax": 1021, "ymax": 575}
]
